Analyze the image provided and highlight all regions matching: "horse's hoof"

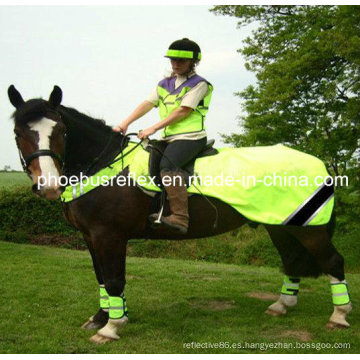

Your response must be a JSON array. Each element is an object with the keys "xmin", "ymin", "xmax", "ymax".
[
  {"xmin": 326, "ymin": 321, "xmax": 350, "ymax": 330},
  {"xmin": 266, "ymin": 301, "xmax": 287, "ymax": 316},
  {"xmin": 82, "ymin": 319, "xmax": 103, "ymax": 330},
  {"xmin": 90, "ymin": 334, "xmax": 115, "ymax": 344},
  {"xmin": 265, "ymin": 308, "xmax": 286, "ymax": 317}
]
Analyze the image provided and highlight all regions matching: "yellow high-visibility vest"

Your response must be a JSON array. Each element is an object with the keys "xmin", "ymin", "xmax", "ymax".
[{"xmin": 157, "ymin": 75, "xmax": 213, "ymax": 138}]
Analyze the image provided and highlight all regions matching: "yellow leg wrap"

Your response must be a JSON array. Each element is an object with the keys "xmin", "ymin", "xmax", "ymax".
[
  {"xmin": 281, "ymin": 275, "xmax": 300, "ymax": 296},
  {"xmin": 109, "ymin": 295, "xmax": 128, "ymax": 319},
  {"xmin": 99, "ymin": 285, "xmax": 110, "ymax": 310},
  {"xmin": 331, "ymin": 282, "xmax": 350, "ymax": 306}
]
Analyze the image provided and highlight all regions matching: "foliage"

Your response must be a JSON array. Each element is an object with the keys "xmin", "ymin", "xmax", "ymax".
[
  {"xmin": 210, "ymin": 5, "xmax": 360, "ymax": 209},
  {"xmin": 335, "ymin": 165, "xmax": 360, "ymax": 231},
  {"xmin": 0, "ymin": 185, "xmax": 76, "ymax": 242}
]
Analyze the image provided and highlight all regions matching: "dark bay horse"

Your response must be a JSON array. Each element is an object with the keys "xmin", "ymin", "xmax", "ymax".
[{"xmin": 8, "ymin": 85, "xmax": 352, "ymax": 344}]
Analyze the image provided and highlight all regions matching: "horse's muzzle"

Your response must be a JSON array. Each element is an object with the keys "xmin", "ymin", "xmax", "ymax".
[{"xmin": 32, "ymin": 184, "xmax": 63, "ymax": 200}]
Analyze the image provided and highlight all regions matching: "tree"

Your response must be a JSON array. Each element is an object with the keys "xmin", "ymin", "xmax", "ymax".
[
  {"xmin": 211, "ymin": 5, "xmax": 360, "ymax": 227},
  {"xmin": 211, "ymin": 5, "xmax": 359, "ymax": 179}
]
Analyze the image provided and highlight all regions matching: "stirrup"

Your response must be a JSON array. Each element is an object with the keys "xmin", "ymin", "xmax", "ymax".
[
  {"xmin": 149, "ymin": 189, "xmax": 166, "ymax": 229},
  {"xmin": 149, "ymin": 202, "xmax": 165, "ymax": 229}
]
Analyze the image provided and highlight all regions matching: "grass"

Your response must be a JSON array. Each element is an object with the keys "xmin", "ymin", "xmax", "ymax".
[
  {"xmin": 0, "ymin": 171, "xmax": 30, "ymax": 188},
  {"xmin": 0, "ymin": 241, "xmax": 358, "ymax": 354}
]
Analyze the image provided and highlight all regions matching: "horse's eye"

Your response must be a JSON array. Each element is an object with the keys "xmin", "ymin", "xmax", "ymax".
[{"xmin": 14, "ymin": 130, "xmax": 21, "ymax": 137}]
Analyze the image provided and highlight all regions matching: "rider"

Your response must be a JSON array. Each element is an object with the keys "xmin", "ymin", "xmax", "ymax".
[{"xmin": 113, "ymin": 38, "xmax": 213, "ymax": 234}]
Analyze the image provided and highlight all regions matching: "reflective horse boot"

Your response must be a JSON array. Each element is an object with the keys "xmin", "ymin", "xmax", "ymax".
[{"xmin": 90, "ymin": 295, "xmax": 129, "ymax": 343}]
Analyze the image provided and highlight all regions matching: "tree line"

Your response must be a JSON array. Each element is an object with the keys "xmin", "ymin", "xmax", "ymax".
[{"xmin": 211, "ymin": 5, "xmax": 360, "ymax": 228}]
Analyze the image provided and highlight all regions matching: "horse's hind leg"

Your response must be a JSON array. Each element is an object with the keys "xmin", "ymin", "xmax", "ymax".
[
  {"xmin": 90, "ymin": 233, "xmax": 129, "ymax": 344},
  {"xmin": 327, "ymin": 275, "xmax": 352, "ymax": 329},
  {"xmin": 286, "ymin": 225, "xmax": 352, "ymax": 328},
  {"xmin": 265, "ymin": 225, "xmax": 307, "ymax": 316},
  {"xmin": 81, "ymin": 234, "xmax": 109, "ymax": 330}
]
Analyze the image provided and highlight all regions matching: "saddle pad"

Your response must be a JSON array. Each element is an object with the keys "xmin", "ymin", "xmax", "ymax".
[{"xmin": 61, "ymin": 142, "xmax": 334, "ymax": 226}]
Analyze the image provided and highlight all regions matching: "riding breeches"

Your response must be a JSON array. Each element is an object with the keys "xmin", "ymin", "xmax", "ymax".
[{"xmin": 159, "ymin": 137, "xmax": 207, "ymax": 172}]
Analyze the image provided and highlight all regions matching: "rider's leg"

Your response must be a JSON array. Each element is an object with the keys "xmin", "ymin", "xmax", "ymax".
[{"xmin": 151, "ymin": 137, "xmax": 207, "ymax": 233}]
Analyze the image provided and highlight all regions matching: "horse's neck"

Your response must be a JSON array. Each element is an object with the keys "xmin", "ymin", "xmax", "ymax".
[{"xmin": 60, "ymin": 107, "xmax": 124, "ymax": 178}]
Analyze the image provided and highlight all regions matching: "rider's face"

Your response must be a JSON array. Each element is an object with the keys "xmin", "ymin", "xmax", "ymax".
[{"xmin": 170, "ymin": 58, "xmax": 193, "ymax": 75}]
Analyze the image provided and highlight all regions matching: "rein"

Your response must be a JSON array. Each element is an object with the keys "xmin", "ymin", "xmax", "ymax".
[
  {"xmin": 101, "ymin": 133, "xmax": 144, "ymax": 171},
  {"xmin": 83, "ymin": 131, "xmax": 117, "ymax": 175}
]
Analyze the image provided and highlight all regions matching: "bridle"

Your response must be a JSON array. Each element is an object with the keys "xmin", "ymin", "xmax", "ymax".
[
  {"xmin": 17, "ymin": 147, "xmax": 64, "ymax": 175},
  {"xmin": 16, "ymin": 111, "xmax": 65, "ymax": 176},
  {"xmin": 15, "ymin": 110, "xmax": 135, "ymax": 178}
]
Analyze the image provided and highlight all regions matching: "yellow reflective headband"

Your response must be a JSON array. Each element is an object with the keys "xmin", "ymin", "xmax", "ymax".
[{"xmin": 166, "ymin": 49, "xmax": 201, "ymax": 60}]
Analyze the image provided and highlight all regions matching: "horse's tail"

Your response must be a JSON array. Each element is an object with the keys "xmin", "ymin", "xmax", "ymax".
[{"xmin": 326, "ymin": 208, "xmax": 336, "ymax": 239}]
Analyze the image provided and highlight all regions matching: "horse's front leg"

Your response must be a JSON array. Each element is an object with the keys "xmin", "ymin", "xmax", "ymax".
[
  {"xmin": 90, "ymin": 234, "xmax": 128, "ymax": 344},
  {"xmin": 266, "ymin": 275, "xmax": 300, "ymax": 316},
  {"xmin": 81, "ymin": 235, "xmax": 109, "ymax": 330}
]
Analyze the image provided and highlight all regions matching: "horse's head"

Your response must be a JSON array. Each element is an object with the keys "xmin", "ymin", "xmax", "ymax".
[{"xmin": 8, "ymin": 85, "xmax": 65, "ymax": 200}]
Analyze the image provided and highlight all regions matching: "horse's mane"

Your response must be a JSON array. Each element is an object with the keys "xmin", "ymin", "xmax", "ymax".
[
  {"xmin": 57, "ymin": 105, "xmax": 124, "ymax": 177},
  {"xmin": 58, "ymin": 105, "xmax": 113, "ymax": 135},
  {"xmin": 12, "ymin": 98, "xmax": 113, "ymax": 136}
]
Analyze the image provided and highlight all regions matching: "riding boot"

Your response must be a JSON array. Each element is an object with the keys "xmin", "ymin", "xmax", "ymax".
[
  {"xmin": 161, "ymin": 170, "xmax": 189, "ymax": 234},
  {"xmin": 149, "ymin": 170, "xmax": 189, "ymax": 234}
]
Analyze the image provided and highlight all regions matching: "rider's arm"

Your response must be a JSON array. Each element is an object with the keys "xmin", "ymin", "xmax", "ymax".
[
  {"xmin": 180, "ymin": 81, "xmax": 209, "ymax": 109},
  {"xmin": 115, "ymin": 100, "xmax": 154, "ymax": 132}
]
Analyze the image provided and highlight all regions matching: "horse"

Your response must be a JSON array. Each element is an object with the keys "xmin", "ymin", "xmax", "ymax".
[{"xmin": 7, "ymin": 85, "xmax": 352, "ymax": 344}]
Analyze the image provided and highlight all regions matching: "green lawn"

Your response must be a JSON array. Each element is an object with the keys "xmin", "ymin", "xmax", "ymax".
[
  {"xmin": 0, "ymin": 172, "xmax": 30, "ymax": 188},
  {"xmin": 0, "ymin": 241, "xmax": 358, "ymax": 354}
]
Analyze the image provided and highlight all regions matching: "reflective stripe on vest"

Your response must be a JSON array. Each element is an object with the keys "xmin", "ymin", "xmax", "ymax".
[{"xmin": 157, "ymin": 75, "xmax": 213, "ymax": 138}]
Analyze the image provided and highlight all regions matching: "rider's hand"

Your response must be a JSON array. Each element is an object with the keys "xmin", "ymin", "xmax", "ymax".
[
  {"xmin": 137, "ymin": 127, "xmax": 156, "ymax": 140},
  {"xmin": 113, "ymin": 123, "xmax": 128, "ymax": 134}
]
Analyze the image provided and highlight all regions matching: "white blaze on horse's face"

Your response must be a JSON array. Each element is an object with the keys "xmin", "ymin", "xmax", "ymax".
[{"xmin": 28, "ymin": 117, "xmax": 60, "ymax": 190}]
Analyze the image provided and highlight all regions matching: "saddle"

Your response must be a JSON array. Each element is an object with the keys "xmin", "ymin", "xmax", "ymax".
[{"xmin": 144, "ymin": 139, "xmax": 218, "ymax": 187}]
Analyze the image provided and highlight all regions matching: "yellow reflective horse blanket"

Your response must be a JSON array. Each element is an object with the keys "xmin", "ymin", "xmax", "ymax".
[{"xmin": 61, "ymin": 142, "xmax": 334, "ymax": 226}]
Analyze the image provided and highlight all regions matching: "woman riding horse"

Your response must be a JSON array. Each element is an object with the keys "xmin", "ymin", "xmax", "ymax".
[
  {"xmin": 113, "ymin": 38, "xmax": 213, "ymax": 234},
  {"xmin": 7, "ymin": 82, "xmax": 352, "ymax": 344}
]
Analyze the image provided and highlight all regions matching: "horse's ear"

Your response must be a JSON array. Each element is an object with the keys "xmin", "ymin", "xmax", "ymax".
[
  {"xmin": 8, "ymin": 85, "xmax": 25, "ymax": 109},
  {"xmin": 49, "ymin": 85, "xmax": 62, "ymax": 108}
]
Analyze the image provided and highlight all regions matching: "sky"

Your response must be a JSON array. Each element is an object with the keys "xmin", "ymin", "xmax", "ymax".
[{"xmin": 0, "ymin": 5, "xmax": 257, "ymax": 170}]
